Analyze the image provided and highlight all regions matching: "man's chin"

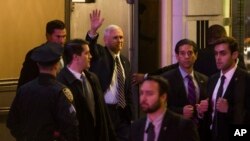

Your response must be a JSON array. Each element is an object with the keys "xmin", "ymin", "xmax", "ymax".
[
  {"xmin": 141, "ymin": 108, "xmax": 149, "ymax": 113},
  {"xmin": 141, "ymin": 107, "xmax": 158, "ymax": 113},
  {"xmin": 140, "ymin": 105, "xmax": 150, "ymax": 112},
  {"xmin": 216, "ymin": 65, "xmax": 222, "ymax": 70}
]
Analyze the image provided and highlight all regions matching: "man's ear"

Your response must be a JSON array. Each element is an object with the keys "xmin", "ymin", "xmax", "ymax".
[
  {"xmin": 161, "ymin": 93, "xmax": 167, "ymax": 102},
  {"xmin": 175, "ymin": 54, "xmax": 179, "ymax": 62},
  {"xmin": 72, "ymin": 54, "xmax": 79, "ymax": 61},
  {"xmin": 232, "ymin": 51, "xmax": 239, "ymax": 60},
  {"xmin": 46, "ymin": 33, "xmax": 50, "ymax": 40},
  {"xmin": 194, "ymin": 52, "xmax": 198, "ymax": 61}
]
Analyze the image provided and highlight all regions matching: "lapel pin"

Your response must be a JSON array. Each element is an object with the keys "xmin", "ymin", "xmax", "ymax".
[{"xmin": 163, "ymin": 126, "xmax": 167, "ymax": 131}]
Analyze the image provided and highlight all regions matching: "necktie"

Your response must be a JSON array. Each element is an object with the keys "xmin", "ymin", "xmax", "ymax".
[
  {"xmin": 115, "ymin": 57, "xmax": 126, "ymax": 108},
  {"xmin": 186, "ymin": 75, "xmax": 196, "ymax": 105},
  {"xmin": 81, "ymin": 74, "xmax": 96, "ymax": 124},
  {"xmin": 146, "ymin": 122, "xmax": 155, "ymax": 141},
  {"xmin": 216, "ymin": 75, "xmax": 226, "ymax": 99},
  {"xmin": 212, "ymin": 75, "xmax": 226, "ymax": 140},
  {"xmin": 81, "ymin": 74, "xmax": 88, "ymax": 97}
]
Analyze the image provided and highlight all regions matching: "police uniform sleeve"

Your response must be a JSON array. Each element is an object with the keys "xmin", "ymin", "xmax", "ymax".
[{"xmin": 54, "ymin": 87, "xmax": 79, "ymax": 141}]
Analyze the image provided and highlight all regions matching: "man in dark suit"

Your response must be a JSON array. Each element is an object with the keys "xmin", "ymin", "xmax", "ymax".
[
  {"xmin": 194, "ymin": 24, "xmax": 246, "ymax": 77},
  {"xmin": 17, "ymin": 20, "xmax": 66, "ymax": 88},
  {"xmin": 131, "ymin": 76, "xmax": 199, "ymax": 141},
  {"xmin": 161, "ymin": 39, "xmax": 208, "ymax": 140},
  {"xmin": 132, "ymin": 25, "xmax": 231, "ymax": 84},
  {"xmin": 132, "ymin": 25, "xmax": 244, "ymax": 84},
  {"xmin": 85, "ymin": 10, "xmax": 134, "ymax": 141},
  {"xmin": 57, "ymin": 39, "xmax": 116, "ymax": 141},
  {"xmin": 7, "ymin": 42, "xmax": 78, "ymax": 141},
  {"xmin": 204, "ymin": 37, "xmax": 250, "ymax": 141}
]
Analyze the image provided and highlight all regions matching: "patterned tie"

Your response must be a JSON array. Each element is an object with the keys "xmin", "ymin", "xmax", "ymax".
[
  {"xmin": 186, "ymin": 75, "xmax": 196, "ymax": 105},
  {"xmin": 146, "ymin": 122, "xmax": 155, "ymax": 141},
  {"xmin": 212, "ymin": 75, "xmax": 226, "ymax": 140},
  {"xmin": 115, "ymin": 57, "xmax": 126, "ymax": 108}
]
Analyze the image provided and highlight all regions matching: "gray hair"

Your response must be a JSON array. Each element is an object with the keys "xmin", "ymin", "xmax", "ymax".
[{"xmin": 104, "ymin": 25, "xmax": 122, "ymax": 37}]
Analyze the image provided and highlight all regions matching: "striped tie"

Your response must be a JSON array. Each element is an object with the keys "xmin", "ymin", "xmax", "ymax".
[
  {"xmin": 186, "ymin": 75, "xmax": 196, "ymax": 105},
  {"xmin": 115, "ymin": 57, "xmax": 126, "ymax": 108}
]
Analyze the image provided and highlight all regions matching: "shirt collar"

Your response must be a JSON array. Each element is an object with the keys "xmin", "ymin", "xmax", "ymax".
[
  {"xmin": 178, "ymin": 66, "xmax": 194, "ymax": 79},
  {"xmin": 108, "ymin": 49, "xmax": 120, "ymax": 59},
  {"xmin": 67, "ymin": 66, "xmax": 84, "ymax": 80},
  {"xmin": 146, "ymin": 108, "xmax": 166, "ymax": 128},
  {"xmin": 220, "ymin": 64, "xmax": 237, "ymax": 79}
]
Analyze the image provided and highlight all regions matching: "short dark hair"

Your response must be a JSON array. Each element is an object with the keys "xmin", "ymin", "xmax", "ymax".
[
  {"xmin": 207, "ymin": 24, "xmax": 227, "ymax": 45},
  {"xmin": 63, "ymin": 39, "xmax": 89, "ymax": 65},
  {"xmin": 46, "ymin": 20, "xmax": 65, "ymax": 35},
  {"xmin": 212, "ymin": 36, "xmax": 238, "ymax": 54},
  {"xmin": 175, "ymin": 39, "xmax": 197, "ymax": 54},
  {"xmin": 143, "ymin": 75, "xmax": 170, "ymax": 96}
]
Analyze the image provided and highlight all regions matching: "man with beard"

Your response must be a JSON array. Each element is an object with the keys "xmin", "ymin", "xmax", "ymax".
[{"xmin": 130, "ymin": 76, "xmax": 199, "ymax": 141}]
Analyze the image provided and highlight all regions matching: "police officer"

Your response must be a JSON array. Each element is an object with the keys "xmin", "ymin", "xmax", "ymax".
[{"xmin": 7, "ymin": 42, "xmax": 79, "ymax": 141}]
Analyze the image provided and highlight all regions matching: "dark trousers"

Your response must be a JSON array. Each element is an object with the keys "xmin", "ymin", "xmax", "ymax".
[{"xmin": 106, "ymin": 104, "xmax": 130, "ymax": 141}]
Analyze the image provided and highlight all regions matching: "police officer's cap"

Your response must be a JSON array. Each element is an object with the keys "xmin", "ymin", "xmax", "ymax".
[{"xmin": 31, "ymin": 42, "xmax": 63, "ymax": 65}]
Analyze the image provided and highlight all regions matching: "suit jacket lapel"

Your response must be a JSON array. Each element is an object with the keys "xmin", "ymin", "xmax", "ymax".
[
  {"xmin": 84, "ymin": 70, "xmax": 99, "ymax": 101},
  {"xmin": 194, "ymin": 72, "xmax": 204, "ymax": 88},
  {"xmin": 105, "ymin": 47, "xmax": 116, "ymax": 79},
  {"xmin": 223, "ymin": 68, "xmax": 242, "ymax": 99},
  {"xmin": 137, "ymin": 118, "xmax": 146, "ymax": 141},
  {"xmin": 230, "ymin": 68, "xmax": 246, "ymax": 100},
  {"xmin": 208, "ymin": 74, "xmax": 220, "ymax": 98},
  {"xmin": 206, "ymin": 73, "xmax": 220, "ymax": 116},
  {"xmin": 223, "ymin": 68, "xmax": 246, "ymax": 123},
  {"xmin": 176, "ymin": 69, "xmax": 189, "ymax": 102},
  {"xmin": 120, "ymin": 55, "xmax": 129, "ymax": 78},
  {"xmin": 157, "ymin": 111, "xmax": 170, "ymax": 141},
  {"xmin": 223, "ymin": 76, "xmax": 235, "ymax": 99},
  {"xmin": 63, "ymin": 67, "xmax": 86, "ymax": 98},
  {"xmin": 194, "ymin": 71, "xmax": 207, "ymax": 100}
]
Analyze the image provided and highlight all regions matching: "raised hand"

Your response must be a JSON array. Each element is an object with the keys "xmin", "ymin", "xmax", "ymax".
[{"xmin": 89, "ymin": 9, "xmax": 104, "ymax": 36}]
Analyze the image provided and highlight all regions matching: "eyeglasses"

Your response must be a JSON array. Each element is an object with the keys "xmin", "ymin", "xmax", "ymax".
[{"xmin": 178, "ymin": 51, "xmax": 194, "ymax": 57}]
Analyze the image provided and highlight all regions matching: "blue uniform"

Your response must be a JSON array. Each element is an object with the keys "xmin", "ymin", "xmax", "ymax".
[{"xmin": 7, "ymin": 73, "xmax": 78, "ymax": 141}]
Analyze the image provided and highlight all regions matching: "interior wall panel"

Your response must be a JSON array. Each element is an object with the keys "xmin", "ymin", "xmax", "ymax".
[
  {"xmin": 0, "ymin": 1, "xmax": 65, "ymax": 141},
  {"xmin": 70, "ymin": 0, "xmax": 132, "ymax": 57},
  {"xmin": 0, "ymin": 0, "xmax": 64, "ymax": 79}
]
